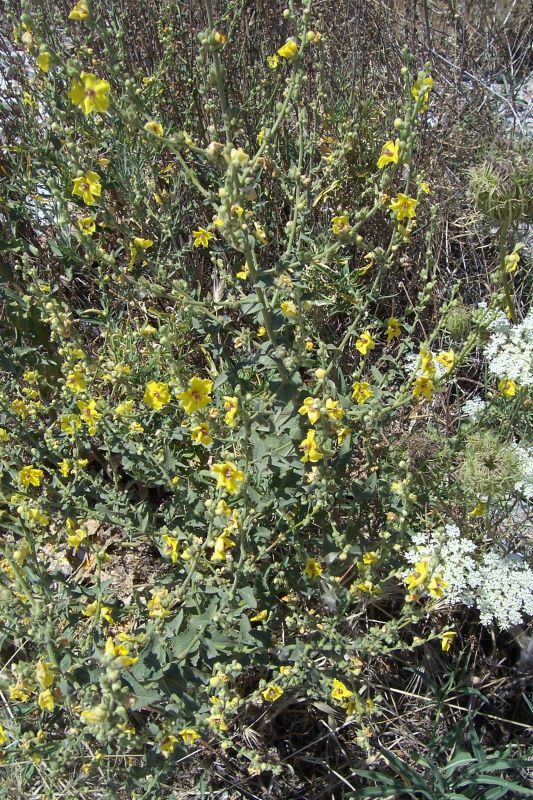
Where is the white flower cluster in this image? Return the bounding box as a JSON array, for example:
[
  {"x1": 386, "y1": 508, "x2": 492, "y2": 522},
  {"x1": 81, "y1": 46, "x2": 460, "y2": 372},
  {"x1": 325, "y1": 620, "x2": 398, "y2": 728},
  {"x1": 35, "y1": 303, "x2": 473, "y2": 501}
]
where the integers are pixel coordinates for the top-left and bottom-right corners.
[
  {"x1": 513, "y1": 444, "x2": 533, "y2": 500},
  {"x1": 484, "y1": 310, "x2": 533, "y2": 387},
  {"x1": 461, "y1": 396, "x2": 486, "y2": 421},
  {"x1": 404, "y1": 352, "x2": 447, "y2": 380},
  {"x1": 405, "y1": 524, "x2": 533, "y2": 629}
]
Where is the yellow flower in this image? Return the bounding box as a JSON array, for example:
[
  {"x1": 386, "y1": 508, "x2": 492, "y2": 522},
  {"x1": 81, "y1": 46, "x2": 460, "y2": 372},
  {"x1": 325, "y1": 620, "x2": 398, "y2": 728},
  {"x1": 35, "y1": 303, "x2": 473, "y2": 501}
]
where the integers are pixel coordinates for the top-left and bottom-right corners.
[
  {"x1": 161, "y1": 534, "x2": 180, "y2": 563},
  {"x1": 280, "y1": 300, "x2": 297, "y2": 319},
  {"x1": 115, "y1": 400, "x2": 135, "y2": 415},
  {"x1": 331, "y1": 679, "x2": 353, "y2": 701},
  {"x1": 80, "y1": 705, "x2": 107, "y2": 725},
  {"x1": 355, "y1": 330, "x2": 375, "y2": 356},
  {"x1": 362, "y1": 551, "x2": 378, "y2": 566},
  {"x1": 66, "y1": 367, "x2": 86, "y2": 393},
  {"x1": 69, "y1": 73, "x2": 110, "y2": 115},
  {"x1": 277, "y1": 39, "x2": 298, "y2": 59},
  {"x1": 257, "y1": 128, "x2": 265, "y2": 145},
  {"x1": 299, "y1": 429, "x2": 323, "y2": 463},
  {"x1": 428, "y1": 574, "x2": 448, "y2": 598},
  {"x1": 68, "y1": 0, "x2": 89, "y2": 20},
  {"x1": 504, "y1": 252, "x2": 520, "y2": 273},
  {"x1": 262, "y1": 684, "x2": 284, "y2": 701},
  {"x1": 178, "y1": 377, "x2": 213, "y2": 414},
  {"x1": 132, "y1": 237, "x2": 154, "y2": 250},
  {"x1": 253, "y1": 221, "x2": 268, "y2": 245},
  {"x1": 66, "y1": 518, "x2": 86, "y2": 548},
  {"x1": 304, "y1": 557, "x2": 323, "y2": 579},
  {"x1": 192, "y1": 227, "x2": 214, "y2": 248},
  {"x1": 147, "y1": 588, "x2": 170, "y2": 619},
  {"x1": 191, "y1": 423, "x2": 213, "y2": 447},
  {"x1": 411, "y1": 75, "x2": 433, "y2": 110},
  {"x1": 436, "y1": 350, "x2": 455, "y2": 372},
  {"x1": 104, "y1": 637, "x2": 138, "y2": 668},
  {"x1": 267, "y1": 54, "x2": 279, "y2": 69},
  {"x1": 498, "y1": 378, "x2": 516, "y2": 398},
  {"x1": 84, "y1": 601, "x2": 113, "y2": 623},
  {"x1": 419, "y1": 349, "x2": 435, "y2": 376},
  {"x1": 377, "y1": 138, "x2": 400, "y2": 169},
  {"x1": 420, "y1": 181, "x2": 431, "y2": 194},
  {"x1": 161, "y1": 734, "x2": 179, "y2": 755},
  {"x1": 36, "y1": 52, "x2": 50, "y2": 73},
  {"x1": 11, "y1": 398, "x2": 29, "y2": 418},
  {"x1": 144, "y1": 120, "x2": 164, "y2": 136},
  {"x1": 211, "y1": 462, "x2": 244, "y2": 495},
  {"x1": 35, "y1": 660, "x2": 54, "y2": 690},
  {"x1": 389, "y1": 193, "x2": 418, "y2": 220},
  {"x1": 412, "y1": 375, "x2": 434, "y2": 400},
  {"x1": 10, "y1": 681, "x2": 33, "y2": 702},
  {"x1": 19, "y1": 465, "x2": 44, "y2": 488},
  {"x1": 404, "y1": 561, "x2": 428, "y2": 592},
  {"x1": 386, "y1": 317, "x2": 401, "y2": 342},
  {"x1": 331, "y1": 214, "x2": 350, "y2": 235},
  {"x1": 337, "y1": 426, "x2": 350, "y2": 444},
  {"x1": 58, "y1": 459, "x2": 70, "y2": 477},
  {"x1": 77, "y1": 399, "x2": 101, "y2": 433},
  {"x1": 143, "y1": 380, "x2": 171, "y2": 410},
  {"x1": 38, "y1": 689, "x2": 55, "y2": 712},
  {"x1": 439, "y1": 630, "x2": 456, "y2": 652},
  {"x1": 0, "y1": 723, "x2": 7, "y2": 745},
  {"x1": 236, "y1": 262, "x2": 250, "y2": 280},
  {"x1": 469, "y1": 501, "x2": 487, "y2": 517},
  {"x1": 250, "y1": 610, "x2": 268, "y2": 622},
  {"x1": 60, "y1": 414, "x2": 80, "y2": 436},
  {"x1": 211, "y1": 531, "x2": 235, "y2": 562},
  {"x1": 72, "y1": 171, "x2": 102, "y2": 206},
  {"x1": 223, "y1": 396, "x2": 239, "y2": 427},
  {"x1": 0, "y1": 428, "x2": 8, "y2": 443},
  {"x1": 305, "y1": 338, "x2": 314, "y2": 351},
  {"x1": 179, "y1": 728, "x2": 201, "y2": 746},
  {"x1": 325, "y1": 398, "x2": 344, "y2": 420},
  {"x1": 298, "y1": 397, "x2": 321, "y2": 425},
  {"x1": 77, "y1": 216, "x2": 96, "y2": 234}
]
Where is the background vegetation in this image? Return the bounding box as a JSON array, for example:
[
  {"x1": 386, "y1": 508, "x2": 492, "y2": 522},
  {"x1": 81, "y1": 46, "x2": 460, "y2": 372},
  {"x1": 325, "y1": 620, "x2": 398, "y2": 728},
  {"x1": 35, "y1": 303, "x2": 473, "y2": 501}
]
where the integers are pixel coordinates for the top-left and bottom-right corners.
[{"x1": 0, "y1": 0, "x2": 531, "y2": 798}]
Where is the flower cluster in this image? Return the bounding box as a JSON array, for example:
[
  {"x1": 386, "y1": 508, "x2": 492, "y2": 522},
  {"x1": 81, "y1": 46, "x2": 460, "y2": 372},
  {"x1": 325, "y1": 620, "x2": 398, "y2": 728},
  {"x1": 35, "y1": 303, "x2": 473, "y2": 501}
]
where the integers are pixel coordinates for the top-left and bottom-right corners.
[
  {"x1": 404, "y1": 524, "x2": 533, "y2": 628},
  {"x1": 484, "y1": 310, "x2": 533, "y2": 389}
]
